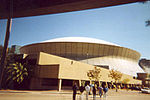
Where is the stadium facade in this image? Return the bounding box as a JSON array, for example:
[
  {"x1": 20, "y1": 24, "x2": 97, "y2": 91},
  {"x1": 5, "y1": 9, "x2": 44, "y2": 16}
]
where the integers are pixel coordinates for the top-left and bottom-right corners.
[{"x1": 20, "y1": 37, "x2": 144, "y2": 90}]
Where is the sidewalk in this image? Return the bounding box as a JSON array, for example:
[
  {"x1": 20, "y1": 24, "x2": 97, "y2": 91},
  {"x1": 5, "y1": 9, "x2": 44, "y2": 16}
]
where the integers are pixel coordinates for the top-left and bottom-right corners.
[
  {"x1": 0, "y1": 89, "x2": 72, "y2": 94},
  {"x1": 0, "y1": 89, "x2": 149, "y2": 100},
  {"x1": 0, "y1": 89, "x2": 144, "y2": 94},
  {"x1": 0, "y1": 89, "x2": 149, "y2": 96}
]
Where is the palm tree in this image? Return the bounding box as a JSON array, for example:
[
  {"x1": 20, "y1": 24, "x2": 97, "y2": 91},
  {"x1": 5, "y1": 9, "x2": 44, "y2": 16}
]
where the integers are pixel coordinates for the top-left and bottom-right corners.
[{"x1": 6, "y1": 62, "x2": 28, "y2": 86}]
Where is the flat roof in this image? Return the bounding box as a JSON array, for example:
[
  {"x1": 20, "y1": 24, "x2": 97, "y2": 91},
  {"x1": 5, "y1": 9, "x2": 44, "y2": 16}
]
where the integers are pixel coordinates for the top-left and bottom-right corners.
[{"x1": 0, "y1": 0, "x2": 146, "y2": 19}]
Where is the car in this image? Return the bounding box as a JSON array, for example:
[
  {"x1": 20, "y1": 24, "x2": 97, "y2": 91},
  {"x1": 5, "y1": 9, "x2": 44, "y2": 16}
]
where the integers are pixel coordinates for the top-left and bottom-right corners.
[{"x1": 141, "y1": 88, "x2": 150, "y2": 94}]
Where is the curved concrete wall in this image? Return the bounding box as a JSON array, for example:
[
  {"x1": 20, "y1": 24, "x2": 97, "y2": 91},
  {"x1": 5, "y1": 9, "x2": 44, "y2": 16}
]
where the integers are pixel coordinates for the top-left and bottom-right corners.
[{"x1": 20, "y1": 42, "x2": 144, "y2": 76}]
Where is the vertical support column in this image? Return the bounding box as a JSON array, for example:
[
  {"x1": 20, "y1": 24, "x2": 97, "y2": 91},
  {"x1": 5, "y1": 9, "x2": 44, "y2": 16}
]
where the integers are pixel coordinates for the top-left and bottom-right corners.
[
  {"x1": 99, "y1": 81, "x2": 101, "y2": 86},
  {"x1": 79, "y1": 80, "x2": 81, "y2": 86},
  {"x1": 106, "y1": 81, "x2": 108, "y2": 87},
  {"x1": 58, "y1": 79, "x2": 62, "y2": 91},
  {"x1": 0, "y1": 18, "x2": 12, "y2": 89},
  {"x1": 90, "y1": 80, "x2": 92, "y2": 85}
]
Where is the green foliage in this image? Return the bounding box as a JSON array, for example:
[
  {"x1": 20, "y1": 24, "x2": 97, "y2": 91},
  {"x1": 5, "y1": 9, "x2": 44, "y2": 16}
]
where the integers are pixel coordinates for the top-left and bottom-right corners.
[
  {"x1": 87, "y1": 67, "x2": 101, "y2": 81},
  {"x1": 6, "y1": 62, "x2": 28, "y2": 84}
]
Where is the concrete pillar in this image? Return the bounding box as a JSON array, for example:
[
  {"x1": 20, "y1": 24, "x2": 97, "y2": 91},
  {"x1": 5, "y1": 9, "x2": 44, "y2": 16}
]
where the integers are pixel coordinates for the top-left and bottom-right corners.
[
  {"x1": 90, "y1": 80, "x2": 92, "y2": 85},
  {"x1": 58, "y1": 79, "x2": 62, "y2": 91},
  {"x1": 99, "y1": 81, "x2": 101, "y2": 86},
  {"x1": 105, "y1": 81, "x2": 108, "y2": 87},
  {"x1": 79, "y1": 80, "x2": 81, "y2": 86}
]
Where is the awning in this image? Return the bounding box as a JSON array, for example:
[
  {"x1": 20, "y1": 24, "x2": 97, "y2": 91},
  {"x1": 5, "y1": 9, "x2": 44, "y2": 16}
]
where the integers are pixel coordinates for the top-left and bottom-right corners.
[{"x1": 0, "y1": 0, "x2": 147, "y2": 19}]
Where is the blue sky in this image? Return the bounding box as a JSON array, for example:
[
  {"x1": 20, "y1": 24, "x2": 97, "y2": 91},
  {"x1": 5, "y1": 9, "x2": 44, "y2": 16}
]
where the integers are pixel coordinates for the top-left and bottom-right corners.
[{"x1": 0, "y1": 2, "x2": 150, "y2": 59}]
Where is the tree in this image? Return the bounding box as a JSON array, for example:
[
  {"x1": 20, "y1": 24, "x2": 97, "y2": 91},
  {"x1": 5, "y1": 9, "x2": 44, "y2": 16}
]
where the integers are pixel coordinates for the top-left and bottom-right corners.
[
  {"x1": 146, "y1": 20, "x2": 150, "y2": 27},
  {"x1": 140, "y1": 0, "x2": 150, "y2": 27},
  {"x1": 87, "y1": 66, "x2": 101, "y2": 82},
  {"x1": 6, "y1": 62, "x2": 28, "y2": 86},
  {"x1": 139, "y1": 0, "x2": 149, "y2": 4},
  {"x1": 143, "y1": 0, "x2": 150, "y2": 27},
  {"x1": 4, "y1": 55, "x2": 34, "y2": 89},
  {"x1": 122, "y1": 78, "x2": 130, "y2": 84},
  {"x1": 108, "y1": 69, "x2": 122, "y2": 92}
]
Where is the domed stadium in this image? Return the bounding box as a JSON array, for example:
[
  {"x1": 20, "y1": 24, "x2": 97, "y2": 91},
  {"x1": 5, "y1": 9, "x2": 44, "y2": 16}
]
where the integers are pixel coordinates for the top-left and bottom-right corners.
[{"x1": 20, "y1": 37, "x2": 144, "y2": 76}]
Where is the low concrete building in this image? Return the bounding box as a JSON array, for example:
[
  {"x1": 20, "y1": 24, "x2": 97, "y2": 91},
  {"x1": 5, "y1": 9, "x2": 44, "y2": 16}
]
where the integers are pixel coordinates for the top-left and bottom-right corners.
[{"x1": 27, "y1": 52, "x2": 141, "y2": 90}]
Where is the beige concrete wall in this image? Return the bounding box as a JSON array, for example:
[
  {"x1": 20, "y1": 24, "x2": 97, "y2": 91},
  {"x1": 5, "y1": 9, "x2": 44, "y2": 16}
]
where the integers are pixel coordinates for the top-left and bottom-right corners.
[{"x1": 37, "y1": 52, "x2": 141, "y2": 84}]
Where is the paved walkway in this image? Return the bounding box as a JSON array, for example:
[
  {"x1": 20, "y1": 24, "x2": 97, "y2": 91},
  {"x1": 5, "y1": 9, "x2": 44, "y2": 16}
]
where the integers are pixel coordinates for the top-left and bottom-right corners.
[{"x1": 0, "y1": 89, "x2": 149, "y2": 100}]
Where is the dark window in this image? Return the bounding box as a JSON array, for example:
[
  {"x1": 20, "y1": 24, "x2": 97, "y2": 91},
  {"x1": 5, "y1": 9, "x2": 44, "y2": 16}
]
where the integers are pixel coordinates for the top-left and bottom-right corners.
[
  {"x1": 42, "y1": 78, "x2": 58, "y2": 86},
  {"x1": 62, "y1": 79, "x2": 73, "y2": 86}
]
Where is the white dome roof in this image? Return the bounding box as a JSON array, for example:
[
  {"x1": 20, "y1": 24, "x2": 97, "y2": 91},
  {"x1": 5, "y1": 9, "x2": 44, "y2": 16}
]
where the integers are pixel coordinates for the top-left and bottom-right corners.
[{"x1": 42, "y1": 37, "x2": 120, "y2": 46}]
